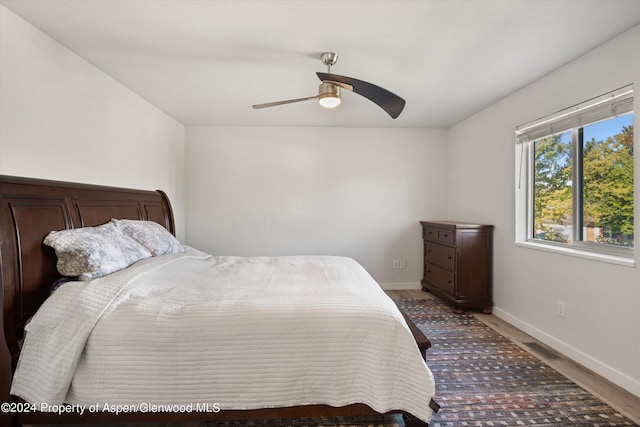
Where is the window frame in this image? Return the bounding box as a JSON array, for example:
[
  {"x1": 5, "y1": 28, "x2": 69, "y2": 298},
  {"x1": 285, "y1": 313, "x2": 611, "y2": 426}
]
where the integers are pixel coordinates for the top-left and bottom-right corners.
[{"x1": 515, "y1": 86, "x2": 635, "y2": 266}]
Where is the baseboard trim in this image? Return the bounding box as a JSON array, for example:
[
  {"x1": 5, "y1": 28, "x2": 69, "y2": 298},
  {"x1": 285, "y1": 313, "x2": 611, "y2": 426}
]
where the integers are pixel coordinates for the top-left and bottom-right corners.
[
  {"x1": 379, "y1": 282, "x2": 421, "y2": 290},
  {"x1": 493, "y1": 306, "x2": 640, "y2": 398}
]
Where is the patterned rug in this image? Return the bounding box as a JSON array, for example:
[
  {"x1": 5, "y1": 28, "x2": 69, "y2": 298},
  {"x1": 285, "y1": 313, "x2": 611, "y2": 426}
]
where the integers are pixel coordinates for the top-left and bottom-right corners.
[{"x1": 396, "y1": 297, "x2": 638, "y2": 427}]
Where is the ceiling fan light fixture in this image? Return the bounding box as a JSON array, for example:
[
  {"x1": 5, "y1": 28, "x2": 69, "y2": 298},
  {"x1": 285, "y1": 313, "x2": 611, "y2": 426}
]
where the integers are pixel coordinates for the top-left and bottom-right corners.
[
  {"x1": 318, "y1": 95, "x2": 341, "y2": 108},
  {"x1": 318, "y1": 82, "x2": 341, "y2": 109},
  {"x1": 252, "y1": 52, "x2": 405, "y2": 118}
]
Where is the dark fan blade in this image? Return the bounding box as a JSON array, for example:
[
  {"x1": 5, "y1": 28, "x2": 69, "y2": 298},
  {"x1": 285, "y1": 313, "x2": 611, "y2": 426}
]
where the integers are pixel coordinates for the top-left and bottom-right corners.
[
  {"x1": 316, "y1": 72, "x2": 405, "y2": 119},
  {"x1": 252, "y1": 95, "x2": 318, "y2": 109}
]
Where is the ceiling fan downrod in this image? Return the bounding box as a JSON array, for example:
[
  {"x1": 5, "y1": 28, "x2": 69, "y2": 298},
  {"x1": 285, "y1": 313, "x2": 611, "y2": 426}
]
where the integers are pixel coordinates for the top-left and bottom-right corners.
[{"x1": 321, "y1": 52, "x2": 339, "y2": 73}]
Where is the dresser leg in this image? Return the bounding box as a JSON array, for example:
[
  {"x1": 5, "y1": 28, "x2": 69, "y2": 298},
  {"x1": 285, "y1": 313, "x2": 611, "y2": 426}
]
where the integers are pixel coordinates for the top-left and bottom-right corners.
[
  {"x1": 482, "y1": 307, "x2": 492, "y2": 314},
  {"x1": 453, "y1": 306, "x2": 464, "y2": 315},
  {"x1": 420, "y1": 281, "x2": 430, "y2": 292}
]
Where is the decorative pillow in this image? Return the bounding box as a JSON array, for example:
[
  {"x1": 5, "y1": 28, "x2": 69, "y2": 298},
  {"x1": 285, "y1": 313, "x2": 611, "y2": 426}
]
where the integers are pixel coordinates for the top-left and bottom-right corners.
[
  {"x1": 43, "y1": 222, "x2": 152, "y2": 280},
  {"x1": 111, "y1": 219, "x2": 184, "y2": 256}
]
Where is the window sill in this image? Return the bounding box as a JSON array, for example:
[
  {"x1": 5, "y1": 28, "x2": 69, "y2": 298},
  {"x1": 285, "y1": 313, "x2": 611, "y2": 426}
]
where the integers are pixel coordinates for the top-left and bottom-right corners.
[{"x1": 514, "y1": 241, "x2": 635, "y2": 267}]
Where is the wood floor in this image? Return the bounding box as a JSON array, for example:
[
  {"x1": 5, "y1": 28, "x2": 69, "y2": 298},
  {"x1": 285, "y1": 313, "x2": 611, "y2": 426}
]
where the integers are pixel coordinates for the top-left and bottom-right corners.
[{"x1": 387, "y1": 289, "x2": 640, "y2": 425}]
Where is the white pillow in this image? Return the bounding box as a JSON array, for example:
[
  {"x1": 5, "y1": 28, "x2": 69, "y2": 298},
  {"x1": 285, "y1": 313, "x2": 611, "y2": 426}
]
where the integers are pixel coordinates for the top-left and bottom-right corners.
[
  {"x1": 111, "y1": 219, "x2": 184, "y2": 256},
  {"x1": 44, "y1": 222, "x2": 152, "y2": 280}
]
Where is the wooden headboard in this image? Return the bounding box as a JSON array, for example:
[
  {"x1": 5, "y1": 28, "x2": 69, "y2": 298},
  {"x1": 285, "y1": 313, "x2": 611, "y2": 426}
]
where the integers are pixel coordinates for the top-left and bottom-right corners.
[{"x1": 0, "y1": 175, "x2": 175, "y2": 407}]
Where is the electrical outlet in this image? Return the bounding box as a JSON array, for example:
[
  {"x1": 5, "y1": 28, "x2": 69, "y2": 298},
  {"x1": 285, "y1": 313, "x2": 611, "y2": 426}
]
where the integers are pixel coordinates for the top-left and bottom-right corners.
[
  {"x1": 556, "y1": 301, "x2": 566, "y2": 318},
  {"x1": 392, "y1": 260, "x2": 407, "y2": 270}
]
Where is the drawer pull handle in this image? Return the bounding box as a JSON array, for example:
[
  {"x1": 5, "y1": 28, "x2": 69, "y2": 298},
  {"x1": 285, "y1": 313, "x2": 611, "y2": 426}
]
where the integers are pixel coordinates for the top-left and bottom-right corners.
[
  {"x1": 443, "y1": 234, "x2": 448, "y2": 237},
  {"x1": 427, "y1": 270, "x2": 431, "y2": 274},
  {"x1": 447, "y1": 280, "x2": 452, "y2": 284},
  {"x1": 447, "y1": 255, "x2": 452, "y2": 259},
  {"x1": 427, "y1": 249, "x2": 431, "y2": 253}
]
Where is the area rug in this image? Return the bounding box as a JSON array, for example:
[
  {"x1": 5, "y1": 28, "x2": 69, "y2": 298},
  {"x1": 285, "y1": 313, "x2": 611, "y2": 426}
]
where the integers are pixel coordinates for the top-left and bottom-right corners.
[{"x1": 396, "y1": 297, "x2": 638, "y2": 427}]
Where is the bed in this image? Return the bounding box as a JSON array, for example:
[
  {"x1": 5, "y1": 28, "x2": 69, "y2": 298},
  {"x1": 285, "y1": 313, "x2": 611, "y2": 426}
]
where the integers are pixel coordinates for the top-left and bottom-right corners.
[{"x1": 0, "y1": 175, "x2": 435, "y2": 427}]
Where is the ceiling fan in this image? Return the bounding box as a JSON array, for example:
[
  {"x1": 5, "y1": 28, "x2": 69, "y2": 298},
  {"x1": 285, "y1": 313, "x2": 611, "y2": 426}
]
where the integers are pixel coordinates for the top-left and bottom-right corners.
[{"x1": 252, "y1": 52, "x2": 405, "y2": 119}]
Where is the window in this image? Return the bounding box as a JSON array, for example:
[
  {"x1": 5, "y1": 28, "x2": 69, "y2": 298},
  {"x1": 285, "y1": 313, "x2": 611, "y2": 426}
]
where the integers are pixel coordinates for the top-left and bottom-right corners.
[{"x1": 516, "y1": 86, "x2": 634, "y2": 259}]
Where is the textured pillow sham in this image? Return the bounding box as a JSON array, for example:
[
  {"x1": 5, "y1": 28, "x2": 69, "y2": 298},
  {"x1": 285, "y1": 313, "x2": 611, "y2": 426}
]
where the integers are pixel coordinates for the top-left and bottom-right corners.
[
  {"x1": 43, "y1": 222, "x2": 152, "y2": 280},
  {"x1": 111, "y1": 219, "x2": 184, "y2": 256}
]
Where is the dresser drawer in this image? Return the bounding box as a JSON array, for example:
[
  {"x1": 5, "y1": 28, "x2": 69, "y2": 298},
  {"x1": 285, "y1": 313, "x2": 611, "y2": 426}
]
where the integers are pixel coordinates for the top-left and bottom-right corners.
[
  {"x1": 423, "y1": 225, "x2": 455, "y2": 245},
  {"x1": 425, "y1": 242, "x2": 455, "y2": 270},
  {"x1": 437, "y1": 228, "x2": 454, "y2": 244},
  {"x1": 424, "y1": 262, "x2": 455, "y2": 294},
  {"x1": 423, "y1": 226, "x2": 438, "y2": 242}
]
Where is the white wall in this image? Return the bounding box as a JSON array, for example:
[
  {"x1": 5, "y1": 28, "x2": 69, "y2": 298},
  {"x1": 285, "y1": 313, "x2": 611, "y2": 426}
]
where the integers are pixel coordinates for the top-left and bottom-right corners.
[
  {"x1": 186, "y1": 126, "x2": 447, "y2": 286},
  {"x1": 447, "y1": 24, "x2": 640, "y2": 396},
  {"x1": 0, "y1": 5, "x2": 186, "y2": 239}
]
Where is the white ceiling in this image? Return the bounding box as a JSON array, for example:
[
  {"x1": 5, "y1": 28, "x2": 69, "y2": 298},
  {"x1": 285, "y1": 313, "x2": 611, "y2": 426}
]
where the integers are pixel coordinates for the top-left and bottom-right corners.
[{"x1": 3, "y1": 0, "x2": 640, "y2": 128}]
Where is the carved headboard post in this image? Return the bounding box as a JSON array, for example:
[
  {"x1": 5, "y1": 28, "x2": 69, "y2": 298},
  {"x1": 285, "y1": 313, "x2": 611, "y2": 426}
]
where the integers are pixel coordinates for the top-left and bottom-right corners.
[{"x1": 0, "y1": 175, "x2": 177, "y2": 424}]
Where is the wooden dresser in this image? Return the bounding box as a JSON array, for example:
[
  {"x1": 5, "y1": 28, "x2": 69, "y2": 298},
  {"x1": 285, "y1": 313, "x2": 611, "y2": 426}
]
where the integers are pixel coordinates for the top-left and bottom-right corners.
[{"x1": 420, "y1": 221, "x2": 494, "y2": 314}]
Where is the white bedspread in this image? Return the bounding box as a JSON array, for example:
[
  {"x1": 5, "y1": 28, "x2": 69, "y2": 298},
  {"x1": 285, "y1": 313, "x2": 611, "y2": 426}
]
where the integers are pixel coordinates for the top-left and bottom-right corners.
[{"x1": 12, "y1": 247, "x2": 435, "y2": 422}]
